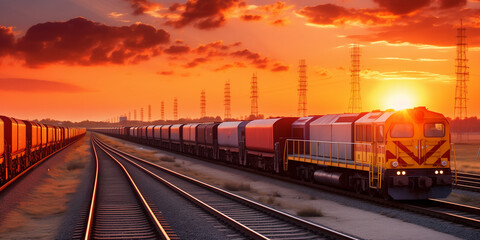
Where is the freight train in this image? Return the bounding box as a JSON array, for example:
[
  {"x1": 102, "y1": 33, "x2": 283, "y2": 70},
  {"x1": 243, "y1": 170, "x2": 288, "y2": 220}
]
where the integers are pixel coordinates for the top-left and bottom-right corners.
[
  {"x1": 0, "y1": 115, "x2": 86, "y2": 186},
  {"x1": 94, "y1": 107, "x2": 454, "y2": 200}
]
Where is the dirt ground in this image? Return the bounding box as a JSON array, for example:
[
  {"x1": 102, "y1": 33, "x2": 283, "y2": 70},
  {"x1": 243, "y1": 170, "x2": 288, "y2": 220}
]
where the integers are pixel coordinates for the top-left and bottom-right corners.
[
  {"x1": 95, "y1": 134, "x2": 464, "y2": 240},
  {"x1": 452, "y1": 143, "x2": 480, "y2": 174},
  {"x1": 0, "y1": 135, "x2": 91, "y2": 239}
]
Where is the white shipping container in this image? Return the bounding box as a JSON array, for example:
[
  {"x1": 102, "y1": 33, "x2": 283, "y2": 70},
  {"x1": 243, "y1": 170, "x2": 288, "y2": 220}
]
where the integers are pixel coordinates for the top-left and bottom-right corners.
[{"x1": 218, "y1": 121, "x2": 242, "y2": 148}]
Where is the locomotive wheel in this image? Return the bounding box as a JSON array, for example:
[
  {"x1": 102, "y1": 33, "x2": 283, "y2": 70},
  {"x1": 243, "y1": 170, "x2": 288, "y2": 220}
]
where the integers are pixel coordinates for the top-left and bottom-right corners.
[{"x1": 354, "y1": 180, "x2": 362, "y2": 194}]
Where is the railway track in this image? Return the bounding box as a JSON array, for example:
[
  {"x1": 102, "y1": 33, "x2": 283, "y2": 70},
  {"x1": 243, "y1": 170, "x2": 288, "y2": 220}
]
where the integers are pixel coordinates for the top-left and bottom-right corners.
[
  {"x1": 94, "y1": 133, "x2": 480, "y2": 233},
  {"x1": 400, "y1": 199, "x2": 480, "y2": 228},
  {"x1": 83, "y1": 138, "x2": 171, "y2": 240},
  {"x1": 92, "y1": 136, "x2": 359, "y2": 240},
  {"x1": 455, "y1": 172, "x2": 480, "y2": 192}
]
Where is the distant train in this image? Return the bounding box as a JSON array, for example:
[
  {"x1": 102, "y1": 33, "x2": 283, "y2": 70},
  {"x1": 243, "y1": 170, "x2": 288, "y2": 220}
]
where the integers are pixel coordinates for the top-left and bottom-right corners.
[
  {"x1": 94, "y1": 107, "x2": 454, "y2": 200},
  {"x1": 0, "y1": 116, "x2": 86, "y2": 186}
]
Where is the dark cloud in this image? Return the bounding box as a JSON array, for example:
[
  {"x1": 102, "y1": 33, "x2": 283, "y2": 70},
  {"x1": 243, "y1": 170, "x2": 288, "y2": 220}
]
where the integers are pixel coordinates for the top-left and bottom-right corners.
[
  {"x1": 241, "y1": 15, "x2": 262, "y2": 21},
  {"x1": 169, "y1": 3, "x2": 182, "y2": 12},
  {"x1": 157, "y1": 71, "x2": 174, "y2": 75},
  {"x1": 271, "y1": 19, "x2": 287, "y2": 26},
  {"x1": 184, "y1": 57, "x2": 208, "y2": 68},
  {"x1": 348, "y1": 17, "x2": 453, "y2": 46},
  {"x1": 172, "y1": 41, "x2": 286, "y2": 72},
  {"x1": 0, "y1": 26, "x2": 15, "y2": 56},
  {"x1": 230, "y1": 49, "x2": 269, "y2": 69},
  {"x1": 260, "y1": 1, "x2": 288, "y2": 15},
  {"x1": 297, "y1": 4, "x2": 385, "y2": 26},
  {"x1": 373, "y1": 0, "x2": 467, "y2": 14},
  {"x1": 166, "y1": 0, "x2": 245, "y2": 29},
  {"x1": 0, "y1": 78, "x2": 86, "y2": 93},
  {"x1": 10, "y1": 17, "x2": 169, "y2": 67},
  {"x1": 164, "y1": 45, "x2": 190, "y2": 55},
  {"x1": 270, "y1": 63, "x2": 289, "y2": 72},
  {"x1": 193, "y1": 41, "x2": 241, "y2": 56},
  {"x1": 438, "y1": 0, "x2": 467, "y2": 9},
  {"x1": 213, "y1": 62, "x2": 246, "y2": 71},
  {"x1": 298, "y1": 2, "x2": 480, "y2": 47},
  {"x1": 125, "y1": 0, "x2": 161, "y2": 15},
  {"x1": 373, "y1": 0, "x2": 431, "y2": 15}
]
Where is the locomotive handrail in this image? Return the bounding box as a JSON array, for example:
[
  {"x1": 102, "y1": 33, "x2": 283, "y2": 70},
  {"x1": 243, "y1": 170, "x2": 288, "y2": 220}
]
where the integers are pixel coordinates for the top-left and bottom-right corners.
[
  {"x1": 285, "y1": 139, "x2": 374, "y2": 168},
  {"x1": 284, "y1": 139, "x2": 387, "y2": 189},
  {"x1": 285, "y1": 138, "x2": 372, "y2": 146}
]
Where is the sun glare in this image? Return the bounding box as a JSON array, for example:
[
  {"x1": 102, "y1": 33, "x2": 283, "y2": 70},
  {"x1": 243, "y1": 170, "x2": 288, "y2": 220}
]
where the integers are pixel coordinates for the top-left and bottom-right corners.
[{"x1": 384, "y1": 90, "x2": 416, "y2": 110}]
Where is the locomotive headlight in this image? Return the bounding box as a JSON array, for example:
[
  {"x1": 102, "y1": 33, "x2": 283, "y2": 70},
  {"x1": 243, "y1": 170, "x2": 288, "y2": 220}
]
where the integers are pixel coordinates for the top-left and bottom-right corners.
[
  {"x1": 440, "y1": 170, "x2": 444, "y2": 174},
  {"x1": 392, "y1": 161, "x2": 399, "y2": 168},
  {"x1": 441, "y1": 160, "x2": 447, "y2": 167},
  {"x1": 435, "y1": 170, "x2": 439, "y2": 174},
  {"x1": 397, "y1": 171, "x2": 401, "y2": 175},
  {"x1": 402, "y1": 171, "x2": 406, "y2": 175}
]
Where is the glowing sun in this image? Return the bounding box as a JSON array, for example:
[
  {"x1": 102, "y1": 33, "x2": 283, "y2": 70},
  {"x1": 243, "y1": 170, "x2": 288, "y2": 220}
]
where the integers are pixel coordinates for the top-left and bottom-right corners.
[{"x1": 384, "y1": 90, "x2": 416, "y2": 110}]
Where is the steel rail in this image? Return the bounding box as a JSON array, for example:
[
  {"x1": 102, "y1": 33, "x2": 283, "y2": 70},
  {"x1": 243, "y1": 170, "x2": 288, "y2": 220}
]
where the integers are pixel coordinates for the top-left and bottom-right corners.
[
  {"x1": 86, "y1": 138, "x2": 171, "y2": 240},
  {"x1": 94, "y1": 136, "x2": 359, "y2": 240},
  {"x1": 84, "y1": 138, "x2": 99, "y2": 240},
  {"x1": 401, "y1": 199, "x2": 480, "y2": 228}
]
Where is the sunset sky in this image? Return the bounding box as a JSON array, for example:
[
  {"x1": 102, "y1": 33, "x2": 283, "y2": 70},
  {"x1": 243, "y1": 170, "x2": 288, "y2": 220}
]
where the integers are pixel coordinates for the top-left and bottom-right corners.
[{"x1": 1, "y1": 0, "x2": 479, "y2": 122}]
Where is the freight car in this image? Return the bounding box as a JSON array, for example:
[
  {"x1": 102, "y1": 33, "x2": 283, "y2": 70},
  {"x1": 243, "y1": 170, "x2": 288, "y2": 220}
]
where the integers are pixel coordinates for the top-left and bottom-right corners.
[
  {"x1": 0, "y1": 115, "x2": 86, "y2": 186},
  {"x1": 94, "y1": 107, "x2": 454, "y2": 200}
]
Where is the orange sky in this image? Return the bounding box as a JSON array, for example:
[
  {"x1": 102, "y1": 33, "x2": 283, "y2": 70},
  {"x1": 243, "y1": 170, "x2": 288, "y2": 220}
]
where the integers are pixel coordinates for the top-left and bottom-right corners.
[{"x1": 1, "y1": 0, "x2": 479, "y2": 122}]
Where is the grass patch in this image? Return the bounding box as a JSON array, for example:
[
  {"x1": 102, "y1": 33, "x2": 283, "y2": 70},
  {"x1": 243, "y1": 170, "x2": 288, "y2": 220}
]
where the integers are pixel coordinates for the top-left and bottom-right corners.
[
  {"x1": 159, "y1": 155, "x2": 176, "y2": 162},
  {"x1": 296, "y1": 207, "x2": 323, "y2": 217},
  {"x1": 223, "y1": 182, "x2": 251, "y2": 192}
]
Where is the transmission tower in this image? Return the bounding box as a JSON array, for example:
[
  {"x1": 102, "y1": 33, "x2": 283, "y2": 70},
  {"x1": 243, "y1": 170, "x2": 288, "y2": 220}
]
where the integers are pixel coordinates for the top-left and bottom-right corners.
[
  {"x1": 148, "y1": 105, "x2": 152, "y2": 122},
  {"x1": 455, "y1": 20, "x2": 469, "y2": 119},
  {"x1": 173, "y1": 97, "x2": 178, "y2": 120},
  {"x1": 128, "y1": 111, "x2": 131, "y2": 120},
  {"x1": 140, "y1": 108, "x2": 144, "y2": 122},
  {"x1": 161, "y1": 101, "x2": 165, "y2": 121},
  {"x1": 200, "y1": 90, "x2": 206, "y2": 118},
  {"x1": 298, "y1": 59, "x2": 307, "y2": 116},
  {"x1": 348, "y1": 43, "x2": 362, "y2": 113},
  {"x1": 224, "y1": 80, "x2": 231, "y2": 119},
  {"x1": 251, "y1": 73, "x2": 258, "y2": 117},
  {"x1": 134, "y1": 109, "x2": 137, "y2": 120}
]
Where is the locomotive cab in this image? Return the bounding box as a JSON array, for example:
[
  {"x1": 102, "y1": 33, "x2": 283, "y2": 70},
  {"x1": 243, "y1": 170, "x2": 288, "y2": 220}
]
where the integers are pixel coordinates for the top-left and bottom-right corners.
[{"x1": 383, "y1": 107, "x2": 452, "y2": 199}]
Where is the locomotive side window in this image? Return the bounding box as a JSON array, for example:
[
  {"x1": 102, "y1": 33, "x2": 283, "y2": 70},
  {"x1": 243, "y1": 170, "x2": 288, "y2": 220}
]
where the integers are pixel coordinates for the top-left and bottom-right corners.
[
  {"x1": 375, "y1": 125, "x2": 384, "y2": 143},
  {"x1": 424, "y1": 123, "x2": 445, "y2": 137},
  {"x1": 391, "y1": 123, "x2": 414, "y2": 138}
]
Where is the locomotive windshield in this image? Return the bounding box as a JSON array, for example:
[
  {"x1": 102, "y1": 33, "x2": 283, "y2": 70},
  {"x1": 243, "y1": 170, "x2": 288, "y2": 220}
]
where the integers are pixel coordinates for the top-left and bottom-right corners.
[
  {"x1": 391, "y1": 123, "x2": 414, "y2": 138},
  {"x1": 424, "y1": 123, "x2": 445, "y2": 137}
]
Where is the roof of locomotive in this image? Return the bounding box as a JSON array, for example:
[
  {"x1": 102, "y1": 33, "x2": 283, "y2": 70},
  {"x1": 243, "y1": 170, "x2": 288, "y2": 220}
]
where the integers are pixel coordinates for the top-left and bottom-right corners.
[{"x1": 355, "y1": 107, "x2": 447, "y2": 125}]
